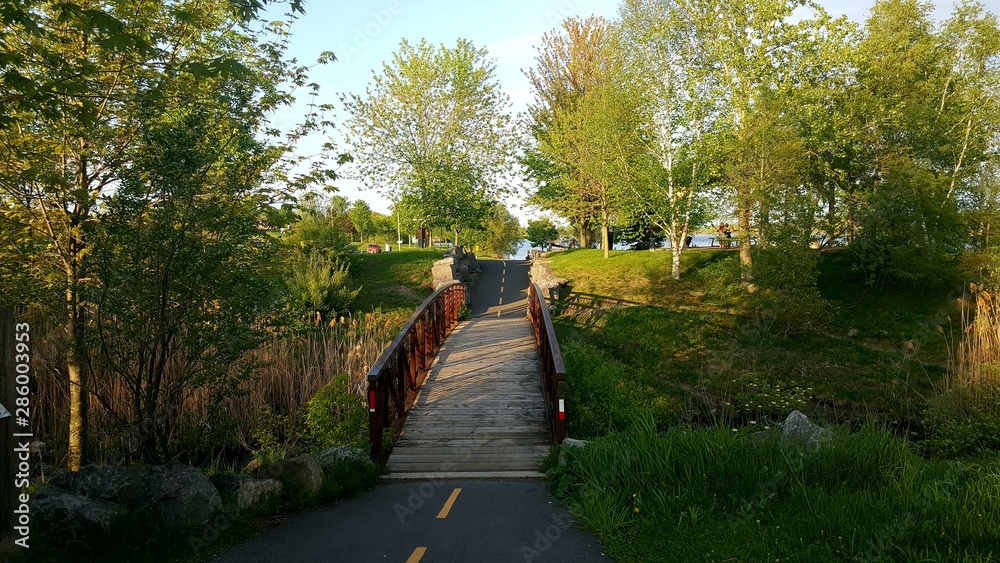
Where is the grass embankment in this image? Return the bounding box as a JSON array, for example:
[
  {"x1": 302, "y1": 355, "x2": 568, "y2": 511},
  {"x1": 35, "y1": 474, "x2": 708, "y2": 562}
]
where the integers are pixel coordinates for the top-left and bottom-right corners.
[
  {"x1": 544, "y1": 248, "x2": 1000, "y2": 561},
  {"x1": 548, "y1": 248, "x2": 953, "y2": 432},
  {"x1": 350, "y1": 247, "x2": 440, "y2": 315}
]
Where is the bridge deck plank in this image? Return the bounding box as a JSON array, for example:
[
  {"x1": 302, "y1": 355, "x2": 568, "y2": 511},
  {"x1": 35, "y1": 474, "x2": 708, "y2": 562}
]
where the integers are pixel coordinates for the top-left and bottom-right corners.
[{"x1": 386, "y1": 314, "x2": 551, "y2": 475}]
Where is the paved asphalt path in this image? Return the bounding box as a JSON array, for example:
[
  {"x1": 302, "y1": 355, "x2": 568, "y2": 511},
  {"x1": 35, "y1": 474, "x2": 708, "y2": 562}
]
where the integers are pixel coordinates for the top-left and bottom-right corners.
[
  {"x1": 471, "y1": 259, "x2": 531, "y2": 318},
  {"x1": 214, "y1": 481, "x2": 608, "y2": 562},
  {"x1": 214, "y1": 259, "x2": 609, "y2": 563}
]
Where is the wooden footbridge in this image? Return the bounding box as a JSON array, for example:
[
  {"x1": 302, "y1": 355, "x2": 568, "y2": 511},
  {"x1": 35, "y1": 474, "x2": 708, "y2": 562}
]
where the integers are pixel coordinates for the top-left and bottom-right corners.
[{"x1": 366, "y1": 259, "x2": 567, "y2": 478}]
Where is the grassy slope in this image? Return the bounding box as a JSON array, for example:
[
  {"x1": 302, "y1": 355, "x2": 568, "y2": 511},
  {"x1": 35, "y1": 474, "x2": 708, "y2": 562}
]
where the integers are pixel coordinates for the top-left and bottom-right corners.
[
  {"x1": 547, "y1": 248, "x2": 957, "y2": 430},
  {"x1": 544, "y1": 248, "x2": 1000, "y2": 562},
  {"x1": 349, "y1": 247, "x2": 440, "y2": 316}
]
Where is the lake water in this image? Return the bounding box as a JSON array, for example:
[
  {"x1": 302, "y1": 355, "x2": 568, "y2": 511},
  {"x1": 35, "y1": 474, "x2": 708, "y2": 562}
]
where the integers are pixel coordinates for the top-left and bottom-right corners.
[{"x1": 501, "y1": 234, "x2": 721, "y2": 259}]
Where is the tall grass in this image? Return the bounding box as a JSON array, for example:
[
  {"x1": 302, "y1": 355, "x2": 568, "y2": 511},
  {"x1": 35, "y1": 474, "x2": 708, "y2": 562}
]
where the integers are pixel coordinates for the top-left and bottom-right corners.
[
  {"x1": 959, "y1": 283, "x2": 1000, "y2": 386},
  {"x1": 552, "y1": 416, "x2": 1000, "y2": 561},
  {"x1": 923, "y1": 284, "x2": 1000, "y2": 457},
  {"x1": 31, "y1": 311, "x2": 407, "y2": 466}
]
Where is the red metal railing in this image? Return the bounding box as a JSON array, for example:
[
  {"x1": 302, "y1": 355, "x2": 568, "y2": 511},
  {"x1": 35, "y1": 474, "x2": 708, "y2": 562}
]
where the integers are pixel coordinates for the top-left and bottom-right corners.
[
  {"x1": 367, "y1": 281, "x2": 467, "y2": 460},
  {"x1": 527, "y1": 283, "x2": 567, "y2": 444}
]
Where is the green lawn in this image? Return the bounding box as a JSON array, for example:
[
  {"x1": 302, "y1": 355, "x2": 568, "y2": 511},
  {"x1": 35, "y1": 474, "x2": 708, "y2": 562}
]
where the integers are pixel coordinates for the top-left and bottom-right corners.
[
  {"x1": 348, "y1": 247, "x2": 440, "y2": 316},
  {"x1": 542, "y1": 248, "x2": 1000, "y2": 562},
  {"x1": 546, "y1": 248, "x2": 957, "y2": 432}
]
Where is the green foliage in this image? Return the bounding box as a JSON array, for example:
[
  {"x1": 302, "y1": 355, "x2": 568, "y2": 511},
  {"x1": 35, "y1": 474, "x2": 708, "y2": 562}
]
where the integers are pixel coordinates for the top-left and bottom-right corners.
[
  {"x1": 251, "y1": 405, "x2": 298, "y2": 467},
  {"x1": 923, "y1": 383, "x2": 1000, "y2": 458},
  {"x1": 457, "y1": 302, "x2": 472, "y2": 321},
  {"x1": 526, "y1": 218, "x2": 559, "y2": 248},
  {"x1": 286, "y1": 251, "x2": 360, "y2": 322},
  {"x1": 283, "y1": 210, "x2": 355, "y2": 260},
  {"x1": 304, "y1": 375, "x2": 368, "y2": 448},
  {"x1": 551, "y1": 416, "x2": 1000, "y2": 561},
  {"x1": 851, "y1": 157, "x2": 966, "y2": 288},
  {"x1": 559, "y1": 340, "x2": 650, "y2": 438},
  {"x1": 468, "y1": 204, "x2": 523, "y2": 258},
  {"x1": 748, "y1": 245, "x2": 835, "y2": 336}
]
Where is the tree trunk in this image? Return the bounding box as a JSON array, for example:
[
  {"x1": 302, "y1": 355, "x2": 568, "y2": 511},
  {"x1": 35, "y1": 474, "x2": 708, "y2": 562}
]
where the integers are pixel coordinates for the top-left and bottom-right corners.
[
  {"x1": 601, "y1": 210, "x2": 610, "y2": 259},
  {"x1": 738, "y1": 200, "x2": 754, "y2": 290},
  {"x1": 578, "y1": 218, "x2": 592, "y2": 249},
  {"x1": 66, "y1": 268, "x2": 87, "y2": 471}
]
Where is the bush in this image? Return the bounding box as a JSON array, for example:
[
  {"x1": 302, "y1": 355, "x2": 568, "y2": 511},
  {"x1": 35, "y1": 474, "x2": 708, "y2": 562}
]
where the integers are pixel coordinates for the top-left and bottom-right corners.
[
  {"x1": 560, "y1": 340, "x2": 649, "y2": 438},
  {"x1": 923, "y1": 383, "x2": 1000, "y2": 458},
  {"x1": 286, "y1": 250, "x2": 361, "y2": 322},
  {"x1": 304, "y1": 375, "x2": 367, "y2": 448}
]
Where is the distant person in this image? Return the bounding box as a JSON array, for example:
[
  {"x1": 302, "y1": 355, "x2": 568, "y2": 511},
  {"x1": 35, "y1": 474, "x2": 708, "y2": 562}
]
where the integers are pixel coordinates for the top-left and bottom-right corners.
[
  {"x1": 724, "y1": 224, "x2": 732, "y2": 238},
  {"x1": 685, "y1": 235, "x2": 693, "y2": 247},
  {"x1": 525, "y1": 251, "x2": 532, "y2": 261},
  {"x1": 717, "y1": 222, "x2": 727, "y2": 237}
]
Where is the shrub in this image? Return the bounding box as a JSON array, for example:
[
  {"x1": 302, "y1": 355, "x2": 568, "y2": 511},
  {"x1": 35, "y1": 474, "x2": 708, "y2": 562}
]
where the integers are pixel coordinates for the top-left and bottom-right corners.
[
  {"x1": 560, "y1": 340, "x2": 649, "y2": 438},
  {"x1": 748, "y1": 245, "x2": 833, "y2": 336},
  {"x1": 923, "y1": 383, "x2": 1000, "y2": 458},
  {"x1": 304, "y1": 375, "x2": 367, "y2": 448},
  {"x1": 286, "y1": 250, "x2": 361, "y2": 322}
]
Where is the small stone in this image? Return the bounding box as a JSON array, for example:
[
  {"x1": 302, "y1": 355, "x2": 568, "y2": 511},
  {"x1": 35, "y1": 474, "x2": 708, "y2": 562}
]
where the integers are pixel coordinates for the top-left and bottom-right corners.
[
  {"x1": 847, "y1": 328, "x2": 859, "y2": 338},
  {"x1": 781, "y1": 410, "x2": 832, "y2": 448}
]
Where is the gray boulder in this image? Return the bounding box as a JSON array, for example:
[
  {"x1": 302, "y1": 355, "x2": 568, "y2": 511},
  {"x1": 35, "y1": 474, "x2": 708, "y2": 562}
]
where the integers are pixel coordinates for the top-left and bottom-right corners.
[
  {"x1": 210, "y1": 474, "x2": 283, "y2": 509},
  {"x1": 781, "y1": 410, "x2": 832, "y2": 448},
  {"x1": 255, "y1": 454, "x2": 324, "y2": 494},
  {"x1": 32, "y1": 486, "x2": 119, "y2": 537},
  {"x1": 48, "y1": 465, "x2": 143, "y2": 502},
  {"x1": 140, "y1": 463, "x2": 221, "y2": 528},
  {"x1": 558, "y1": 438, "x2": 588, "y2": 467},
  {"x1": 47, "y1": 463, "x2": 221, "y2": 529}
]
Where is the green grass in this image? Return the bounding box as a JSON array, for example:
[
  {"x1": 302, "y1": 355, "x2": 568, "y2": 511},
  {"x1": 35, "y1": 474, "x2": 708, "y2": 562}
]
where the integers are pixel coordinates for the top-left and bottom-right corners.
[
  {"x1": 349, "y1": 247, "x2": 440, "y2": 315},
  {"x1": 543, "y1": 247, "x2": 1000, "y2": 561},
  {"x1": 551, "y1": 417, "x2": 1000, "y2": 562},
  {"x1": 546, "y1": 248, "x2": 958, "y2": 430}
]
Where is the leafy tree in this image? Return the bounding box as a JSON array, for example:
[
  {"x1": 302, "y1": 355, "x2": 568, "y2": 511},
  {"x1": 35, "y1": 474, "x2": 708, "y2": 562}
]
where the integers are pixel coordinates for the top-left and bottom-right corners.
[
  {"x1": 0, "y1": 0, "x2": 331, "y2": 468},
  {"x1": 618, "y1": 0, "x2": 718, "y2": 277},
  {"x1": 469, "y1": 204, "x2": 523, "y2": 258},
  {"x1": 342, "y1": 38, "x2": 515, "y2": 244},
  {"x1": 91, "y1": 107, "x2": 281, "y2": 463},
  {"x1": 525, "y1": 17, "x2": 644, "y2": 258},
  {"x1": 348, "y1": 200, "x2": 374, "y2": 243},
  {"x1": 526, "y1": 218, "x2": 559, "y2": 248}
]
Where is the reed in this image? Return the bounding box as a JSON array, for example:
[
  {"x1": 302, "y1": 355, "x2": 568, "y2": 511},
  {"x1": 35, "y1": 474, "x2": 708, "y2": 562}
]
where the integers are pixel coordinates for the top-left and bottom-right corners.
[{"x1": 31, "y1": 310, "x2": 408, "y2": 465}]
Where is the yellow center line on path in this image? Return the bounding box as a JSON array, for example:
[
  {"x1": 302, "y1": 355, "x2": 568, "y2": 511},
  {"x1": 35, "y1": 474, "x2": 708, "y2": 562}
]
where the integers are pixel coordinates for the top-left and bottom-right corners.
[
  {"x1": 437, "y1": 488, "x2": 463, "y2": 519},
  {"x1": 406, "y1": 547, "x2": 427, "y2": 563}
]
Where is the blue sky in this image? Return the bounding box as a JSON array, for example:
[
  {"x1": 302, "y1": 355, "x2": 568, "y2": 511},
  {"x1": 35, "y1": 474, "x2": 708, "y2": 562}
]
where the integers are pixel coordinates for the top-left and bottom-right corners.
[{"x1": 266, "y1": 0, "x2": 963, "y2": 221}]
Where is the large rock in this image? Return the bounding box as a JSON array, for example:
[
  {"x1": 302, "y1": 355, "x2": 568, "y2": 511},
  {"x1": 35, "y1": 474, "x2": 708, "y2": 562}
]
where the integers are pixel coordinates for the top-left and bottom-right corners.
[
  {"x1": 255, "y1": 454, "x2": 324, "y2": 494},
  {"x1": 48, "y1": 465, "x2": 144, "y2": 502},
  {"x1": 47, "y1": 463, "x2": 221, "y2": 529},
  {"x1": 141, "y1": 463, "x2": 222, "y2": 528},
  {"x1": 781, "y1": 410, "x2": 832, "y2": 448},
  {"x1": 315, "y1": 445, "x2": 374, "y2": 472},
  {"x1": 210, "y1": 474, "x2": 284, "y2": 509},
  {"x1": 528, "y1": 259, "x2": 568, "y2": 295},
  {"x1": 32, "y1": 486, "x2": 119, "y2": 537},
  {"x1": 558, "y1": 438, "x2": 587, "y2": 467}
]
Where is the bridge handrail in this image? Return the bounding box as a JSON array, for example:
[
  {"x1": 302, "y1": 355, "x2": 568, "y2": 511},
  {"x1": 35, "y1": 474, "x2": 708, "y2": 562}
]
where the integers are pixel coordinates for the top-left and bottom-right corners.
[
  {"x1": 527, "y1": 283, "x2": 567, "y2": 444},
  {"x1": 367, "y1": 281, "x2": 467, "y2": 460}
]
